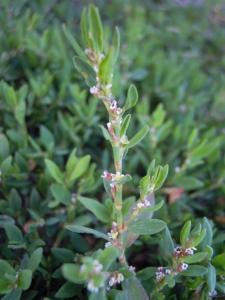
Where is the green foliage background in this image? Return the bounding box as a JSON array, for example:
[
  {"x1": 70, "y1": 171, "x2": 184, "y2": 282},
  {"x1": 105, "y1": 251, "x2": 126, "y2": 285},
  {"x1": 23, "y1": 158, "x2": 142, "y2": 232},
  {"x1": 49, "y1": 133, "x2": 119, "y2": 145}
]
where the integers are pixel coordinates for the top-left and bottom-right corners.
[{"x1": 0, "y1": 0, "x2": 225, "y2": 299}]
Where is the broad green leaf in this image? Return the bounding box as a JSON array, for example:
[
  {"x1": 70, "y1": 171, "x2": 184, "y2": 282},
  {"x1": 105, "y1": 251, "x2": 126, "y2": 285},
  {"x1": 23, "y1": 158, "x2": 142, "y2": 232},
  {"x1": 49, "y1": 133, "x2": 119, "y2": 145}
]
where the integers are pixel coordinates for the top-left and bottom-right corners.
[
  {"x1": 182, "y1": 265, "x2": 208, "y2": 277},
  {"x1": 62, "y1": 264, "x2": 85, "y2": 284},
  {"x1": 159, "y1": 226, "x2": 174, "y2": 256},
  {"x1": 0, "y1": 260, "x2": 16, "y2": 277},
  {"x1": 78, "y1": 196, "x2": 109, "y2": 223},
  {"x1": 126, "y1": 125, "x2": 149, "y2": 149},
  {"x1": 52, "y1": 248, "x2": 74, "y2": 263},
  {"x1": 4, "y1": 224, "x2": 24, "y2": 248},
  {"x1": 55, "y1": 282, "x2": 78, "y2": 299},
  {"x1": 184, "y1": 252, "x2": 207, "y2": 264},
  {"x1": 28, "y1": 248, "x2": 43, "y2": 272},
  {"x1": 143, "y1": 200, "x2": 164, "y2": 213},
  {"x1": 192, "y1": 228, "x2": 206, "y2": 247},
  {"x1": 119, "y1": 277, "x2": 149, "y2": 300},
  {"x1": 17, "y1": 269, "x2": 32, "y2": 290},
  {"x1": 89, "y1": 289, "x2": 107, "y2": 300},
  {"x1": 45, "y1": 159, "x2": 64, "y2": 184},
  {"x1": 124, "y1": 84, "x2": 138, "y2": 111},
  {"x1": 98, "y1": 247, "x2": 120, "y2": 270},
  {"x1": 129, "y1": 219, "x2": 166, "y2": 235},
  {"x1": 200, "y1": 217, "x2": 213, "y2": 248},
  {"x1": 50, "y1": 183, "x2": 71, "y2": 206},
  {"x1": 67, "y1": 225, "x2": 109, "y2": 240},
  {"x1": 180, "y1": 220, "x2": 191, "y2": 246},
  {"x1": 2, "y1": 289, "x2": 22, "y2": 300},
  {"x1": 212, "y1": 253, "x2": 225, "y2": 271}
]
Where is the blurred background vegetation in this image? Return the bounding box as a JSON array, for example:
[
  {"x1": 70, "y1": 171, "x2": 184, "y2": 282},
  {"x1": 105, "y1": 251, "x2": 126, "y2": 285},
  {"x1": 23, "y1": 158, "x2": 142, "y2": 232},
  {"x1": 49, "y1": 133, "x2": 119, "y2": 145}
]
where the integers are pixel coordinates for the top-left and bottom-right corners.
[{"x1": 0, "y1": 0, "x2": 225, "y2": 299}]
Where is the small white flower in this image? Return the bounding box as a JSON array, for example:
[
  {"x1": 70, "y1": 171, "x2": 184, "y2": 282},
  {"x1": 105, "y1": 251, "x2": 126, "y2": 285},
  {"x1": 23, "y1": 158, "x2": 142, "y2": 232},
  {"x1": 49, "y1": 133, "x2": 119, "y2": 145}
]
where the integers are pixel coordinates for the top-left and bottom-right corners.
[
  {"x1": 128, "y1": 265, "x2": 136, "y2": 273},
  {"x1": 104, "y1": 241, "x2": 112, "y2": 248},
  {"x1": 93, "y1": 65, "x2": 98, "y2": 73},
  {"x1": 165, "y1": 269, "x2": 171, "y2": 275},
  {"x1": 90, "y1": 86, "x2": 100, "y2": 95},
  {"x1": 155, "y1": 271, "x2": 165, "y2": 281},
  {"x1": 185, "y1": 248, "x2": 194, "y2": 256},
  {"x1": 93, "y1": 260, "x2": 103, "y2": 273},
  {"x1": 109, "y1": 277, "x2": 116, "y2": 287},
  {"x1": 175, "y1": 166, "x2": 181, "y2": 173},
  {"x1": 80, "y1": 264, "x2": 86, "y2": 273},
  {"x1": 181, "y1": 263, "x2": 188, "y2": 271},
  {"x1": 117, "y1": 273, "x2": 124, "y2": 283},
  {"x1": 137, "y1": 202, "x2": 145, "y2": 208},
  {"x1": 87, "y1": 280, "x2": 99, "y2": 293}
]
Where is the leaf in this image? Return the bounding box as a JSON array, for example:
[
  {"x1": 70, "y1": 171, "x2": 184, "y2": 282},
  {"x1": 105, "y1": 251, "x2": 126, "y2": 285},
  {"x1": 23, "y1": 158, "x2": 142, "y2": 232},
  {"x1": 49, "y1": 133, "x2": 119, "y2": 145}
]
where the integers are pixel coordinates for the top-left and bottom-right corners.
[
  {"x1": 17, "y1": 269, "x2": 32, "y2": 290},
  {"x1": 55, "y1": 282, "x2": 78, "y2": 299},
  {"x1": 129, "y1": 219, "x2": 166, "y2": 235},
  {"x1": 212, "y1": 253, "x2": 225, "y2": 271},
  {"x1": 184, "y1": 252, "x2": 207, "y2": 264},
  {"x1": 52, "y1": 248, "x2": 74, "y2": 263},
  {"x1": 78, "y1": 196, "x2": 109, "y2": 223},
  {"x1": 98, "y1": 247, "x2": 120, "y2": 270},
  {"x1": 45, "y1": 159, "x2": 64, "y2": 184},
  {"x1": 62, "y1": 24, "x2": 86, "y2": 60},
  {"x1": 119, "y1": 277, "x2": 149, "y2": 300},
  {"x1": 154, "y1": 164, "x2": 169, "y2": 191},
  {"x1": 80, "y1": 8, "x2": 89, "y2": 47},
  {"x1": 124, "y1": 84, "x2": 138, "y2": 111},
  {"x1": 73, "y1": 56, "x2": 96, "y2": 87},
  {"x1": 89, "y1": 289, "x2": 107, "y2": 300},
  {"x1": 160, "y1": 226, "x2": 174, "y2": 256},
  {"x1": 4, "y1": 224, "x2": 25, "y2": 248},
  {"x1": 126, "y1": 125, "x2": 149, "y2": 149},
  {"x1": 175, "y1": 176, "x2": 203, "y2": 191},
  {"x1": 2, "y1": 289, "x2": 22, "y2": 300},
  {"x1": 180, "y1": 220, "x2": 191, "y2": 246},
  {"x1": 99, "y1": 48, "x2": 114, "y2": 84},
  {"x1": 113, "y1": 27, "x2": 120, "y2": 63},
  {"x1": 142, "y1": 200, "x2": 164, "y2": 213},
  {"x1": 207, "y1": 264, "x2": 216, "y2": 294},
  {"x1": 50, "y1": 183, "x2": 71, "y2": 206},
  {"x1": 200, "y1": 217, "x2": 213, "y2": 248},
  {"x1": 181, "y1": 265, "x2": 208, "y2": 277},
  {"x1": 120, "y1": 114, "x2": 131, "y2": 137},
  {"x1": 66, "y1": 155, "x2": 91, "y2": 183},
  {"x1": 62, "y1": 264, "x2": 85, "y2": 284},
  {"x1": 99, "y1": 125, "x2": 112, "y2": 142},
  {"x1": 28, "y1": 248, "x2": 43, "y2": 272},
  {"x1": 66, "y1": 225, "x2": 109, "y2": 240},
  {"x1": 88, "y1": 4, "x2": 104, "y2": 51},
  {"x1": 0, "y1": 260, "x2": 16, "y2": 277}
]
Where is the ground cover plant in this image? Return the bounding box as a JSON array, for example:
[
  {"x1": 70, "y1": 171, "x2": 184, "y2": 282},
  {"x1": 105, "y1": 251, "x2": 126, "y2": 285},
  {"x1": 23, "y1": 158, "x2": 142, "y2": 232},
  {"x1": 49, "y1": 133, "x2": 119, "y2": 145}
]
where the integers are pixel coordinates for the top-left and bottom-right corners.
[{"x1": 0, "y1": 1, "x2": 225, "y2": 299}]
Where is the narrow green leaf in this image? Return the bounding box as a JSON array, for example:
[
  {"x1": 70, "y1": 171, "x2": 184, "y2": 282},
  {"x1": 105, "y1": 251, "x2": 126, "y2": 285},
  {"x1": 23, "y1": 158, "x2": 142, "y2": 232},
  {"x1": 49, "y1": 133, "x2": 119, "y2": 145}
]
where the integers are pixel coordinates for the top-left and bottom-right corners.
[
  {"x1": 89, "y1": 4, "x2": 104, "y2": 51},
  {"x1": 80, "y1": 8, "x2": 89, "y2": 47},
  {"x1": 99, "y1": 48, "x2": 114, "y2": 84},
  {"x1": 67, "y1": 225, "x2": 109, "y2": 240},
  {"x1": 126, "y1": 125, "x2": 149, "y2": 149},
  {"x1": 73, "y1": 56, "x2": 96, "y2": 87},
  {"x1": 154, "y1": 164, "x2": 169, "y2": 191},
  {"x1": 62, "y1": 24, "x2": 86, "y2": 60},
  {"x1": 113, "y1": 26, "x2": 120, "y2": 63},
  {"x1": 207, "y1": 264, "x2": 216, "y2": 293},
  {"x1": 180, "y1": 220, "x2": 191, "y2": 246},
  {"x1": 120, "y1": 114, "x2": 131, "y2": 137}
]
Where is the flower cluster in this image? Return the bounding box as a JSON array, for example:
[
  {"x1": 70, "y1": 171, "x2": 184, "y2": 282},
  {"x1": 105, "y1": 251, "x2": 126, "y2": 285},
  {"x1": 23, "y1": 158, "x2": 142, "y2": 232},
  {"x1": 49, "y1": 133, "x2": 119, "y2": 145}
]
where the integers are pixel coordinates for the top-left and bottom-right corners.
[
  {"x1": 80, "y1": 259, "x2": 105, "y2": 293},
  {"x1": 155, "y1": 267, "x2": 172, "y2": 282},
  {"x1": 173, "y1": 246, "x2": 196, "y2": 258},
  {"x1": 108, "y1": 272, "x2": 124, "y2": 287},
  {"x1": 105, "y1": 222, "x2": 120, "y2": 248}
]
